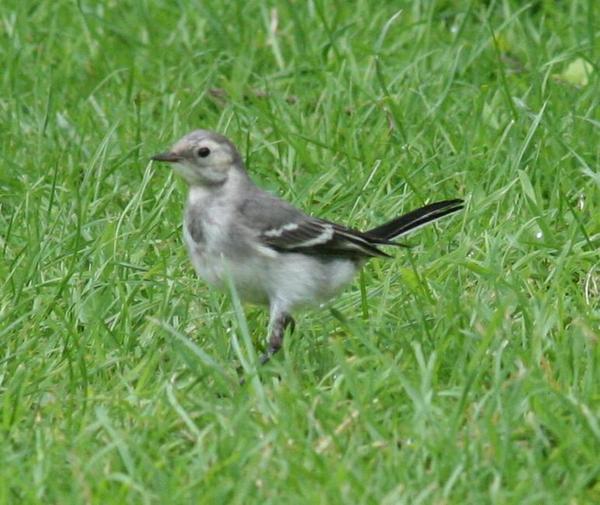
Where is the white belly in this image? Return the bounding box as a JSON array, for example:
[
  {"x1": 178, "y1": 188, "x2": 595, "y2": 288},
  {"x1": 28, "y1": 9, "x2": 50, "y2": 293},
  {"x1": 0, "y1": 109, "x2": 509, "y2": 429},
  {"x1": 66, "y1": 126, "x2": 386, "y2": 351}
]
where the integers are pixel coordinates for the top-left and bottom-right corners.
[
  {"x1": 265, "y1": 253, "x2": 358, "y2": 309},
  {"x1": 184, "y1": 223, "x2": 358, "y2": 309}
]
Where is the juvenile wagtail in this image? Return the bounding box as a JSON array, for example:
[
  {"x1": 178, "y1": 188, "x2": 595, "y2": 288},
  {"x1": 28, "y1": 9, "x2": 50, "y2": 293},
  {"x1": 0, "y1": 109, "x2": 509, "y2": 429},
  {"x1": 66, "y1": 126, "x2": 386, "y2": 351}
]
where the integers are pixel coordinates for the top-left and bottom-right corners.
[{"x1": 152, "y1": 130, "x2": 463, "y2": 365}]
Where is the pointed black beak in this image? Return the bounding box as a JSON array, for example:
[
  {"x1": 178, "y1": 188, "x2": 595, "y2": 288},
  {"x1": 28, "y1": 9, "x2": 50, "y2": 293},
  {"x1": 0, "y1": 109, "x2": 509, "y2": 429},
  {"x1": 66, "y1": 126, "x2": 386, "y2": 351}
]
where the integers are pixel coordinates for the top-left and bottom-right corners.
[{"x1": 151, "y1": 152, "x2": 182, "y2": 163}]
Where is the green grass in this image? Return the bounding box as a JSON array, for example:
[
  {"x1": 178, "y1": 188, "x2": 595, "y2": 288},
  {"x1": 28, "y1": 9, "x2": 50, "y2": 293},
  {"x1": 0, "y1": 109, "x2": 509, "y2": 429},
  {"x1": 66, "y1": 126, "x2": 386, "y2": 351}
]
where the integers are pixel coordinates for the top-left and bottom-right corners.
[{"x1": 1, "y1": 0, "x2": 599, "y2": 503}]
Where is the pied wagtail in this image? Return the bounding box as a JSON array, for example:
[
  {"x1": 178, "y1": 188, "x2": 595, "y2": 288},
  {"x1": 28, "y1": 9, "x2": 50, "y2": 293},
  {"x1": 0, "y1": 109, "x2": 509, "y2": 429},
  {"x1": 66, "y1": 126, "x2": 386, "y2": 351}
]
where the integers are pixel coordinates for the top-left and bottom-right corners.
[{"x1": 152, "y1": 130, "x2": 463, "y2": 365}]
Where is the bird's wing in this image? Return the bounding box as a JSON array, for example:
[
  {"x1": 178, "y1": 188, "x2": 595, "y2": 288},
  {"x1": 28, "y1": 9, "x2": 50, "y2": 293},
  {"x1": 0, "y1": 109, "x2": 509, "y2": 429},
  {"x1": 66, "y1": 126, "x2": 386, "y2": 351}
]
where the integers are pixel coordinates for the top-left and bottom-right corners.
[
  {"x1": 237, "y1": 192, "x2": 389, "y2": 258},
  {"x1": 260, "y1": 218, "x2": 391, "y2": 258}
]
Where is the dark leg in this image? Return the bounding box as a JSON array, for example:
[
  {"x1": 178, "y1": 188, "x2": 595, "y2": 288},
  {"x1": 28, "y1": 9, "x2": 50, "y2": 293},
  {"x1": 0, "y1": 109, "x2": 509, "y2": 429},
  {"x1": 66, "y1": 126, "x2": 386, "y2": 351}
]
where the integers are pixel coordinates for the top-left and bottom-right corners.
[{"x1": 260, "y1": 312, "x2": 294, "y2": 365}]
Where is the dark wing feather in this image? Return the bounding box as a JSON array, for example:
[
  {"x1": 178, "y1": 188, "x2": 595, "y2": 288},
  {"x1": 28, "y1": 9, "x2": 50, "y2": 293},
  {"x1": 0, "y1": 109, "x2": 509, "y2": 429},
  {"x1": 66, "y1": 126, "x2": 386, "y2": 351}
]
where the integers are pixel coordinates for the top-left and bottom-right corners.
[
  {"x1": 238, "y1": 191, "x2": 388, "y2": 258},
  {"x1": 261, "y1": 218, "x2": 390, "y2": 258}
]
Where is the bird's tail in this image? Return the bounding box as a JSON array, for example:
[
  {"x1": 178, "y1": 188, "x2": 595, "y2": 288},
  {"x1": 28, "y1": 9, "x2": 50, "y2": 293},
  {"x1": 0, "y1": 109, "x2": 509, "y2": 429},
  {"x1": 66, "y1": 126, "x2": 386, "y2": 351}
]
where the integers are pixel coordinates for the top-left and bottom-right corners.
[{"x1": 364, "y1": 199, "x2": 464, "y2": 242}]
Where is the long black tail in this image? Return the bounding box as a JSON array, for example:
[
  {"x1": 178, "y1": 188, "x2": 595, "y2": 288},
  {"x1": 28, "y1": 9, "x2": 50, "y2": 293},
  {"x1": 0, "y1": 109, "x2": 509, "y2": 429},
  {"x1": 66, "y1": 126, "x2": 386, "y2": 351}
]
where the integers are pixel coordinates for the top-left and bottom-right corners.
[{"x1": 365, "y1": 199, "x2": 464, "y2": 241}]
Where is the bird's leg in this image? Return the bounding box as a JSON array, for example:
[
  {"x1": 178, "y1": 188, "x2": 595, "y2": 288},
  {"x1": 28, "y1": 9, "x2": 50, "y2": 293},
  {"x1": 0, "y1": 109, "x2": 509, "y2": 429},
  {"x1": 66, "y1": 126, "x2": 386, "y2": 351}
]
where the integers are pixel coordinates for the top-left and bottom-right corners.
[{"x1": 260, "y1": 312, "x2": 295, "y2": 365}]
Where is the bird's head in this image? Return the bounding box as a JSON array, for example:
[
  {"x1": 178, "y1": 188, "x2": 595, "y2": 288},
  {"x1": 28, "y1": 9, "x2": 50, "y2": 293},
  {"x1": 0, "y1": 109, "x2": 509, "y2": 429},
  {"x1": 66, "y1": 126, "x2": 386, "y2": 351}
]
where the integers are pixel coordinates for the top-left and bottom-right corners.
[{"x1": 151, "y1": 130, "x2": 243, "y2": 186}]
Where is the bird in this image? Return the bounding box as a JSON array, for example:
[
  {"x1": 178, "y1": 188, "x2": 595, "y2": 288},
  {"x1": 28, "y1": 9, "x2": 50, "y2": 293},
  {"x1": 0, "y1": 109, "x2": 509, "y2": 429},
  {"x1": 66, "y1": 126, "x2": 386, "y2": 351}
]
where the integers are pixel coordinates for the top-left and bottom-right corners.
[{"x1": 151, "y1": 130, "x2": 463, "y2": 365}]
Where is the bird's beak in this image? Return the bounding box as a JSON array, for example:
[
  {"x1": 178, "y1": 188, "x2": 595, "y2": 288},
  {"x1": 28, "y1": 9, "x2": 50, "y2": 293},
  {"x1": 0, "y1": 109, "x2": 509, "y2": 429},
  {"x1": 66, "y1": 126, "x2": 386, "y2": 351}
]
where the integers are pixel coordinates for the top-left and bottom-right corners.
[{"x1": 151, "y1": 152, "x2": 182, "y2": 163}]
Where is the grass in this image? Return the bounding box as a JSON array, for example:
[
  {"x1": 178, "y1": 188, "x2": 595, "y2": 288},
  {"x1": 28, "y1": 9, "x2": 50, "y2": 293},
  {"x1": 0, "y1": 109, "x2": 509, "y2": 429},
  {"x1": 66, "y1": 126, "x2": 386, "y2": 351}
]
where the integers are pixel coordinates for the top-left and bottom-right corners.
[{"x1": 1, "y1": 0, "x2": 599, "y2": 503}]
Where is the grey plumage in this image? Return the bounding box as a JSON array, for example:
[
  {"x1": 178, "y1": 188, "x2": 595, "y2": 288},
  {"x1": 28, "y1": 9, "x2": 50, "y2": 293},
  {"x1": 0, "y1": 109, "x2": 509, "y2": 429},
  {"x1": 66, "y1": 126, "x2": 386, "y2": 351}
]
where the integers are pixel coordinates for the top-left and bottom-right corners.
[{"x1": 152, "y1": 129, "x2": 464, "y2": 366}]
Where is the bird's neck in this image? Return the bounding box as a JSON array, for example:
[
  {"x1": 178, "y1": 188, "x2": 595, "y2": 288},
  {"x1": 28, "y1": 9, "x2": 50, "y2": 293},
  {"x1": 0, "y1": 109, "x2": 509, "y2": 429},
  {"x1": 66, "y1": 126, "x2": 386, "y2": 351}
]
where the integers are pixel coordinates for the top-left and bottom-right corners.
[{"x1": 187, "y1": 167, "x2": 254, "y2": 206}]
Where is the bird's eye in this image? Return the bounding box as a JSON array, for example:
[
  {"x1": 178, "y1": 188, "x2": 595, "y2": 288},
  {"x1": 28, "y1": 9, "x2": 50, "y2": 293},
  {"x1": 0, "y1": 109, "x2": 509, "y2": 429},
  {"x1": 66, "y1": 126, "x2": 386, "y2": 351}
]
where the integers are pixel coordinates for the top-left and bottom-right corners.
[{"x1": 197, "y1": 147, "x2": 211, "y2": 158}]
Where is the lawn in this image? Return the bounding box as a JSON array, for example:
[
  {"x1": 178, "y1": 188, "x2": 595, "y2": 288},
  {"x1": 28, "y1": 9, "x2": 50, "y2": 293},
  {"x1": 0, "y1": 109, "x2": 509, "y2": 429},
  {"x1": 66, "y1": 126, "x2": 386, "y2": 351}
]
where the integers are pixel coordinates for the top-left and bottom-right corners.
[{"x1": 1, "y1": 0, "x2": 599, "y2": 503}]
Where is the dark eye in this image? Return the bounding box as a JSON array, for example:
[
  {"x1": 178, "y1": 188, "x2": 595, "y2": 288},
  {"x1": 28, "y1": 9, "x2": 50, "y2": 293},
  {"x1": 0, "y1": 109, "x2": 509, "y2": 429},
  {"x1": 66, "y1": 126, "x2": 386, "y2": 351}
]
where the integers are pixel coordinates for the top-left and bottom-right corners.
[{"x1": 197, "y1": 147, "x2": 210, "y2": 158}]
